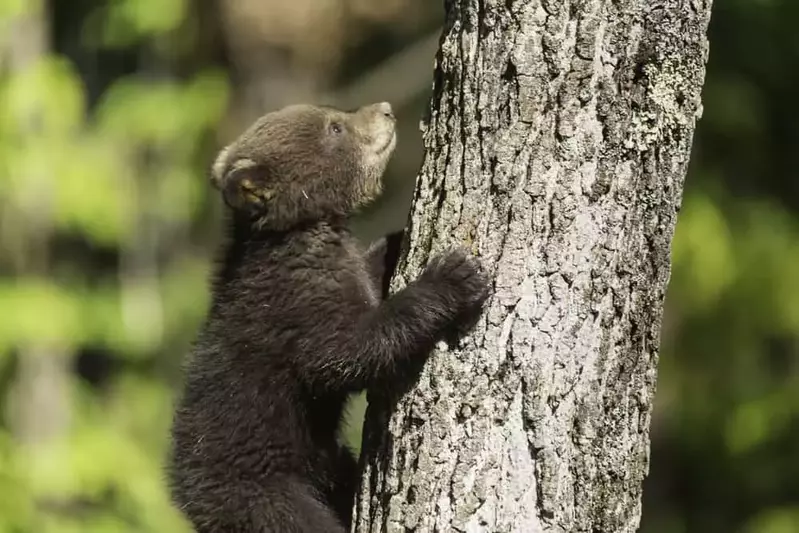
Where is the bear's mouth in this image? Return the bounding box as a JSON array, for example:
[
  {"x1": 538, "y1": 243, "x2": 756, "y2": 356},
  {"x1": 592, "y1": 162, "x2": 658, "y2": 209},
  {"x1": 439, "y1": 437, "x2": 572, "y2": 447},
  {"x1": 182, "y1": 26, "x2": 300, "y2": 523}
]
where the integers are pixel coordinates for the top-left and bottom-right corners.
[{"x1": 375, "y1": 130, "x2": 397, "y2": 157}]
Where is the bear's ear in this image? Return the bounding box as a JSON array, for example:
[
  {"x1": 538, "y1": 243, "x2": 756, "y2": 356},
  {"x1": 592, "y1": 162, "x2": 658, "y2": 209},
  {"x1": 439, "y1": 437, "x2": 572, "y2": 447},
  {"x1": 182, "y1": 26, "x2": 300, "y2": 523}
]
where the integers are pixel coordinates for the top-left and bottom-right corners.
[{"x1": 214, "y1": 157, "x2": 276, "y2": 216}]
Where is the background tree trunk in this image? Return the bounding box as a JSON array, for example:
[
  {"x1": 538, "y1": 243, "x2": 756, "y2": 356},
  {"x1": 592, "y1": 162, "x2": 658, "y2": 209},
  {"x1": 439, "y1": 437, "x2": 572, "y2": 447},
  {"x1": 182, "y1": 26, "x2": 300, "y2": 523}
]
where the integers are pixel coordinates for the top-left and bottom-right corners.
[
  {"x1": 353, "y1": 0, "x2": 712, "y2": 531},
  {"x1": 3, "y1": 0, "x2": 72, "y2": 448}
]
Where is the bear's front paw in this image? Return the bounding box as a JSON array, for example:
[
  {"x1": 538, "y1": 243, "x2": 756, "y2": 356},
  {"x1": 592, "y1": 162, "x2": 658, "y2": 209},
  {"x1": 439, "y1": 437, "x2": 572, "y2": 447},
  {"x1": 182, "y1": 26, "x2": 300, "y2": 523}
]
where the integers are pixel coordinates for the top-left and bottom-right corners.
[{"x1": 421, "y1": 247, "x2": 491, "y2": 314}]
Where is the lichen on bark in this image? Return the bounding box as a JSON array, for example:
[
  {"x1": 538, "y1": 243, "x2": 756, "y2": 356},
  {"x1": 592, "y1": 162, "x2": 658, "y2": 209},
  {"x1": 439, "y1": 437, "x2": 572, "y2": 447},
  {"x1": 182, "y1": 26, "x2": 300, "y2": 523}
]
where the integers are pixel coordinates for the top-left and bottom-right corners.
[{"x1": 353, "y1": 0, "x2": 713, "y2": 532}]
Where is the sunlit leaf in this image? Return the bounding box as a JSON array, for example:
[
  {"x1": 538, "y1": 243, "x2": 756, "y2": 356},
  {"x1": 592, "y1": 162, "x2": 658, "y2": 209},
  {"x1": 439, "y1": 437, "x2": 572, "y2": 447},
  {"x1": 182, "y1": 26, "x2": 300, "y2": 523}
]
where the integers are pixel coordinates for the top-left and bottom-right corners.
[
  {"x1": 0, "y1": 280, "x2": 86, "y2": 351},
  {"x1": 745, "y1": 507, "x2": 799, "y2": 533},
  {"x1": 1, "y1": 56, "x2": 85, "y2": 139},
  {"x1": 0, "y1": 0, "x2": 40, "y2": 23},
  {"x1": 670, "y1": 191, "x2": 736, "y2": 313},
  {"x1": 84, "y1": 0, "x2": 188, "y2": 48}
]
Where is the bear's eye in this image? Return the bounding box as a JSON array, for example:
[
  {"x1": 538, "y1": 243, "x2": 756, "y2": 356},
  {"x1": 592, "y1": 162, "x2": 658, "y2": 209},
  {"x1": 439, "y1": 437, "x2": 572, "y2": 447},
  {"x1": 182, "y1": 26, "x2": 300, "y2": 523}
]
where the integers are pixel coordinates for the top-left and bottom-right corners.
[{"x1": 329, "y1": 122, "x2": 343, "y2": 135}]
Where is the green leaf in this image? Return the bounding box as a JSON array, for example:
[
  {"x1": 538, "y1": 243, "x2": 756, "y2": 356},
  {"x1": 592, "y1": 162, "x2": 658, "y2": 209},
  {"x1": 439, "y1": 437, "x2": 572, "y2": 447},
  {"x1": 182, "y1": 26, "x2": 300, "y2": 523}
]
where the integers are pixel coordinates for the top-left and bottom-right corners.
[
  {"x1": 745, "y1": 507, "x2": 799, "y2": 533},
  {"x1": 671, "y1": 192, "x2": 736, "y2": 313}
]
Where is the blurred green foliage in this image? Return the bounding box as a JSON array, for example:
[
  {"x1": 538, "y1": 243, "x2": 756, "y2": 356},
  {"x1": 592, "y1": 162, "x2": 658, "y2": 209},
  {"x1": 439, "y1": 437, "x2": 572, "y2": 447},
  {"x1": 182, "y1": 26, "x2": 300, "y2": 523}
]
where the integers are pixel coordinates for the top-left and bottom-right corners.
[
  {"x1": 0, "y1": 0, "x2": 796, "y2": 532},
  {"x1": 0, "y1": 1, "x2": 225, "y2": 531},
  {"x1": 641, "y1": 0, "x2": 799, "y2": 531}
]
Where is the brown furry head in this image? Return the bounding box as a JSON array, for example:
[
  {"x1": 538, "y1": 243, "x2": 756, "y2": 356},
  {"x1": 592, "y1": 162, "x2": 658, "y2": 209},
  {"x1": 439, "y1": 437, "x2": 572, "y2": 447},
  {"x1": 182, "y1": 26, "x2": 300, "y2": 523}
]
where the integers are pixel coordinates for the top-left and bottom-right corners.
[{"x1": 210, "y1": 102, "x2": 397, "y2": 230}]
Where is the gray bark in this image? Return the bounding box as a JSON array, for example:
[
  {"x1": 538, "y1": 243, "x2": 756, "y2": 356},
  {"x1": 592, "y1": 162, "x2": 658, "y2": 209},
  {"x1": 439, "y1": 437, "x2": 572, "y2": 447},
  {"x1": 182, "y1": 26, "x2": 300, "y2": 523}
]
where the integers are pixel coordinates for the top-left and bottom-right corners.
[{"x1": 353, "y1": 0, "x2": 712, "y2": 532}]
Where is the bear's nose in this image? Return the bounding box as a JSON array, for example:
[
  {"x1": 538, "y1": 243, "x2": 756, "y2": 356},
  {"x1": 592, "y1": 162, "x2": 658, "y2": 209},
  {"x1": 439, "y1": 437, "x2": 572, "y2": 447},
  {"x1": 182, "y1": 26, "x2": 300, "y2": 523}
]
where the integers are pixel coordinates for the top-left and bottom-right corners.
[{"x1": 375, "y1": 101, "x2": 394, "y2": 119}]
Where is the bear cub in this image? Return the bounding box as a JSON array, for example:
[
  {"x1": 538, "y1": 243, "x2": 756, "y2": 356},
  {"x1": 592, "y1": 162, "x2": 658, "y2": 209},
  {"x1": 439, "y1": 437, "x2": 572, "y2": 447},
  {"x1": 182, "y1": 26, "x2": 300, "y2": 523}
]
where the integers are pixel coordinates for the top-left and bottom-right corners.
[{"x1": 168, "y1": 102, "x2": 490, "y2": 533}]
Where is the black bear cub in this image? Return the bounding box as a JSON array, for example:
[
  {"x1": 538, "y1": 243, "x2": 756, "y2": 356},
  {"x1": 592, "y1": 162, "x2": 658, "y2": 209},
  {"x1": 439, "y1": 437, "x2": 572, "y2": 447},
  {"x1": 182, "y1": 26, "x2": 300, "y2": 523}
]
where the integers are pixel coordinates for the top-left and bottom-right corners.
[{"x1": 168, "y1": 102, "x2": 490, "y2": 532}]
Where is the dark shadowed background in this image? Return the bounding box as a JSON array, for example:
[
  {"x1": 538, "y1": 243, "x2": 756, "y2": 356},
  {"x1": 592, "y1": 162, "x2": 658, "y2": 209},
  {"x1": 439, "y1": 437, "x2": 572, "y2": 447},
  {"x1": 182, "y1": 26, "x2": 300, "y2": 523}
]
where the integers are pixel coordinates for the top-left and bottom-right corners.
[{"x1": 0, "y1": 1, "x2": 796, "y2": 532}]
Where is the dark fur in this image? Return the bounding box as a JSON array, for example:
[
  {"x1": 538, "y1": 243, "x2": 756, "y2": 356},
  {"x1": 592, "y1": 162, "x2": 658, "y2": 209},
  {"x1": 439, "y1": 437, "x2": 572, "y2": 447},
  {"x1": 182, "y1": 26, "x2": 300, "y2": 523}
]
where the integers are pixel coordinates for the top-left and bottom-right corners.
[{"x1": 168, "y1": 103, "x2": 490, "y2": 532}]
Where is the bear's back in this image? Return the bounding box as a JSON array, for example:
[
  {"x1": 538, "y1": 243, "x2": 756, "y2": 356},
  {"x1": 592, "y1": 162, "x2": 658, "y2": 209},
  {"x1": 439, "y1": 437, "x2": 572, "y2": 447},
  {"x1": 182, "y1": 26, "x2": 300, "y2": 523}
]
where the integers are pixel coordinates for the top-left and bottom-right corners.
[{"x1": 168, "y1": 221, "x2": 376, "y2": 506}]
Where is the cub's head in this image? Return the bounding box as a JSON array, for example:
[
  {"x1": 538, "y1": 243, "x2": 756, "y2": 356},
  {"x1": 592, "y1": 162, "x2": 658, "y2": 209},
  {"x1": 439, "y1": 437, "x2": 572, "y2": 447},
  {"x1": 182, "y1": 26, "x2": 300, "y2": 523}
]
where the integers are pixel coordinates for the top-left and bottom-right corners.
[{"x1": 210, "y1": 102, "x2": 397, "y2": 230}]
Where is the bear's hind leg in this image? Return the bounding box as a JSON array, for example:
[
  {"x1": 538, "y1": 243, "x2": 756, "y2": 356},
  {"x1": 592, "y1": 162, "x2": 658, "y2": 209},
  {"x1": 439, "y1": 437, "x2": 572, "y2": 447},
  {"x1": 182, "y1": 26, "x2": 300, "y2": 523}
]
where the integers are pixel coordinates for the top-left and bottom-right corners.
[
  {"x1": 252, "y1": 476, "x2": 347, "y2": 533},
  {"x1": 187, "y1": 476, "x2": 346, "y2": 533}
]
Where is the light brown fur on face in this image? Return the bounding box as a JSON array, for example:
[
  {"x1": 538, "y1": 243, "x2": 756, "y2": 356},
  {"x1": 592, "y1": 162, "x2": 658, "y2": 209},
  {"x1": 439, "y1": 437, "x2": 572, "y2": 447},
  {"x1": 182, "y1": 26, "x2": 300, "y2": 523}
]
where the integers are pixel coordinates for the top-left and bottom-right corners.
[{"x1": 210, "y1": 102, "x2": 397, "y2": 230}]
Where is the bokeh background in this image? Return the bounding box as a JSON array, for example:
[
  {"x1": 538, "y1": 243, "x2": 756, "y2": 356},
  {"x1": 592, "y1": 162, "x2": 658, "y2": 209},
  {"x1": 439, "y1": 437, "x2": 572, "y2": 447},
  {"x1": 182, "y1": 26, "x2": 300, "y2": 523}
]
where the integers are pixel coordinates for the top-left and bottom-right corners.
[{"x1": 0, "y1": 1, "x2": 796, "y2": 532}]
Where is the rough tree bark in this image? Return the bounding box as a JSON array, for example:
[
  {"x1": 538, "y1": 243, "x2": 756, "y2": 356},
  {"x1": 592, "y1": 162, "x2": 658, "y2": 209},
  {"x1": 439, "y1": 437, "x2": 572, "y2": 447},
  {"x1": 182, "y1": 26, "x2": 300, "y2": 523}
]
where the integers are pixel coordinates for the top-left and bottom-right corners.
[{"x1": 353, "y1": 0, "x2": 712, "y2": 532}]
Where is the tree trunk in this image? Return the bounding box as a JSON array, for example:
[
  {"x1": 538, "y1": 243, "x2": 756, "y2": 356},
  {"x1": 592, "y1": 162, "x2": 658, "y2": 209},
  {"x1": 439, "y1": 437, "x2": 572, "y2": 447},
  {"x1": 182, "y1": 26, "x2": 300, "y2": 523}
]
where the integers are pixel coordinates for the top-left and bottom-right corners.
[
  {"x1": 353, "y1": 0, "x2": 712, "y2": 531},
  {"x1": 3, "y1": 0, "x2": 73, "y2": 448}
]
